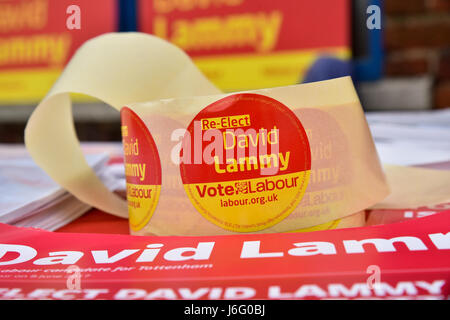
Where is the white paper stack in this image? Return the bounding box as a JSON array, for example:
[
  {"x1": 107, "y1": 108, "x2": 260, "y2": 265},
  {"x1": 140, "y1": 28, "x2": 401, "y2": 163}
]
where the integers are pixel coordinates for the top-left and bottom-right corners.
[
  {"x1": 0, "y1": 144, "x2": 125, "y2": 231},
  {"x1": 366, "y1": 109, "x2": 450, "y2": 166}
]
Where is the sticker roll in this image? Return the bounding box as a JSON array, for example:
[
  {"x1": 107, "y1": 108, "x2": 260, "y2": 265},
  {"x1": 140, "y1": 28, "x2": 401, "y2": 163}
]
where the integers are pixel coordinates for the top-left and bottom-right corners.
[
  {"x1": 124, "y1": 78, "x2": 389, "y2": 236},
  {"x1": 25, "y1": 32, "x2": 388, "y2": 236}
]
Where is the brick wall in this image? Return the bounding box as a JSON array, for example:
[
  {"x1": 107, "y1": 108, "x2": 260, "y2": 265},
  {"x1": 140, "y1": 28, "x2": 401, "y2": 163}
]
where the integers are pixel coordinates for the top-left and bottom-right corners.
[{"x1": 384, "y1": 0, "x2": 450, "y2": 108}]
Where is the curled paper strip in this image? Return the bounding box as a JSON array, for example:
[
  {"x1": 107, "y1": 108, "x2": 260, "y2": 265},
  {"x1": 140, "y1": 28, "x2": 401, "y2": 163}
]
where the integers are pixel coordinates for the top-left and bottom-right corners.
[
  {"x1": 289, "y1": 211, "x2": 366, "y2": 233},
  {"x1": 372, "y1": 165, "x2": 450, "y2": 209},
  {"x1": 25, "y1": 32, "x2": 388, "y2": 235},
  {"x1": 25, "y1": 33, "x2": 220, "y2": 218}
]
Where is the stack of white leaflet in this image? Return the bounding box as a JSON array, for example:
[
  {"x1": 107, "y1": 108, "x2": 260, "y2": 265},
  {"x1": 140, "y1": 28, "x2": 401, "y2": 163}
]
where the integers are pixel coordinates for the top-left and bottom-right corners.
[
  {"x1": 366, "y1": 109, "x2": 450, "y2": 166},
  {"x1": 0, "y1": 145, "x2": 123, "y2": 231}
]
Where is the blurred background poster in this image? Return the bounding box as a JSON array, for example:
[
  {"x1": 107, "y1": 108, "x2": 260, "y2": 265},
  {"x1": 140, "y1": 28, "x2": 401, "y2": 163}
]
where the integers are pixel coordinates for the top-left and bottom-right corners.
[
  {"x1": 0, "y1": 0, "x2": 449, "y2": 143},
  {"x1": 0, "y1": 0, "x2": 118, "y2": 105}
]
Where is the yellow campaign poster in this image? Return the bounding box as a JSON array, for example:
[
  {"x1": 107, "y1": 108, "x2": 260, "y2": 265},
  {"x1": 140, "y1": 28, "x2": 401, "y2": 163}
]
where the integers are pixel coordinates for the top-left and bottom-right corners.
[
  {"x1": 0, "y1": 0, "x2": 117, "y2": 104},
  {"x1": 138, "y1": 0, "x2": 351, "y2": 91}
]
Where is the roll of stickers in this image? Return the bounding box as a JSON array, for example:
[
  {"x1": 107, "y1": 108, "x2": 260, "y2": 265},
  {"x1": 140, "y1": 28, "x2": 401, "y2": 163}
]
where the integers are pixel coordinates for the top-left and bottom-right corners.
[{"x1": 25, "y1": 33, "x2": 389, "y2": 236}]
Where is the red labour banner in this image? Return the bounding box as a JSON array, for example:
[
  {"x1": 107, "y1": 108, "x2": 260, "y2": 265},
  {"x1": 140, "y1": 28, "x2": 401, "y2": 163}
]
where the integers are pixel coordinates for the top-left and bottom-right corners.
[
  {"x1": 138, "y1": 0, "x2": 350, "y2": 56},
  {"x1": 0, "y1": 0, "x2": 117, "y2": 71},
  {"x1": 0, "y1": 212, "x2": 449, "y2": 300},
  {"x1": 0, "y1": 0, "x2": 117, "y2": 103},
  {"x1": 137, "y1": 0, "x2": 351, "y2": 91}
]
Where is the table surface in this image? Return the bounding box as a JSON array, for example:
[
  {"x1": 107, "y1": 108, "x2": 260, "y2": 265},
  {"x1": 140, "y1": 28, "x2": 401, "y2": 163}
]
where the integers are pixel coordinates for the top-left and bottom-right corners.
[{"x1": 56, "y1": 209, "x2": 130, "y2": 235}]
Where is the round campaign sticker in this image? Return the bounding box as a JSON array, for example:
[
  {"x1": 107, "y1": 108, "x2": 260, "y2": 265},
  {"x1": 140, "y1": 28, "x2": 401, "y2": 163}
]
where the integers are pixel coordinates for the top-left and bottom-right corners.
[
  {"x1": 120, "y1": 107, "x2": 162, "y2": 231},
  {"x1": 180, "y1": 93, "x2": 311, "y2": 232}
]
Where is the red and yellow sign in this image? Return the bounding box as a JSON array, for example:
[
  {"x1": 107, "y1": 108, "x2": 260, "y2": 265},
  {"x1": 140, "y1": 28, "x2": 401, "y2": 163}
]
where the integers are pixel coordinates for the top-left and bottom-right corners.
[
  {"x1": 180, "y1": 93, "x2": 311, "y2": 232},
  {"x1": 0, "y1": 0, "x2": 117, "y2": 104},
  {"x1": 139, "y1": 0, "x2": 351, "y2": 91}
]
